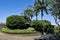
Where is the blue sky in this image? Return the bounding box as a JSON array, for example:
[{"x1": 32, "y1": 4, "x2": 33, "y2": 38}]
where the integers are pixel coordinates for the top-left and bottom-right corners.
[{"x1": 0, "y1": 0, "x2": 56, "y2": 25}]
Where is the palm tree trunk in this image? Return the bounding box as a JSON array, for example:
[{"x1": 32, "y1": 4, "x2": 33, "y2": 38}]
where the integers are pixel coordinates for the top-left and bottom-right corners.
[
  {"x1": 41, "y1": 0, "x2": 44, "y2": 20},
  {"x1": 41, "y1": 10, "x2": 43, "y2": 20},
  {"x1": 41, "y1": 9, "x2": 44, "y2": 35},
  {"x1": 36, "y1": 13, "x2": 38, "y2": 21},
  {"x1": 41, "y1": 0, "x2": 44, "y2": 35}
]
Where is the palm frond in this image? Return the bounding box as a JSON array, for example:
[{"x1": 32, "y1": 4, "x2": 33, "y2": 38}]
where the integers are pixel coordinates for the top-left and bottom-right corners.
[{"x1": 38, "y1": 0, "x2": 42, "y2": 5}]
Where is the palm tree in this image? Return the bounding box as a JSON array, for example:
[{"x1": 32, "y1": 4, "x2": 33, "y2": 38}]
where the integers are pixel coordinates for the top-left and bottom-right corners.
[
  {"x1": 34, "y1": 0, "x2": 52, "y2": 34},
  {"x1": 23, "y1": 6, "x2": 34, "y2": 21},
  {"x1": 34, "y1": 0, "x2": 52, "y2": 20}
]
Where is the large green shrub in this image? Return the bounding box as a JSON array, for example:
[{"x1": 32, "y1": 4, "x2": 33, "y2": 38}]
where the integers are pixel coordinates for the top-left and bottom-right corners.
[
  {"x1": 31, "y1": 20, "x2": 53, "y2": 34},
  {"x1": 6, "y1": 15, "x2": 30, "y2": 29}
]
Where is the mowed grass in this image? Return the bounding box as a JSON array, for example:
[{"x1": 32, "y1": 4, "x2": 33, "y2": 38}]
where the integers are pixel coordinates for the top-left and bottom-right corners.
[{"x1": 1, "y1": 28, "x2": 37, "y2": 34}]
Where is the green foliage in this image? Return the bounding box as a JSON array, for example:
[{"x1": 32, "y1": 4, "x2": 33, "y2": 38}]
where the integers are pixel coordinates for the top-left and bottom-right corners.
[
  {"x1": 30, "y1": 20, "x2": 42, "y2": 32},
  {"x1": 30, "y1": 20, "x2": 41, "y2": 27},
  {"x1": 30, "y1": 20, "x2": 54, "y2": 34},
  {"x1": 31, "y1": 20, "x2": 51, "y2": 27},
  {"x1": 1, "y1": 28, "x2": 36, "y2": 34},
  {"x1": 39, "y1": 20, "x2": 53, "y2": 33},
  {"x1": 6, "y1": 15, "x2": 54, "y2": 34},
  {"x1": 6, "y1": 15, "x2": 30, "y2": 29}
]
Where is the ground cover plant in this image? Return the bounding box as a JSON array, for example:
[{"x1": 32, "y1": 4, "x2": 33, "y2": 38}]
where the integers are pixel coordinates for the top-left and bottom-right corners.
[{"x1": 1, "y1": 28, "x2": 37, "y2": 34}]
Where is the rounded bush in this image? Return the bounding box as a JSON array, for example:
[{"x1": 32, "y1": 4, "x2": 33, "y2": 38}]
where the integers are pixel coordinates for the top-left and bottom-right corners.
[
  {"x1": 6, "y1": 15, "x2": 30, "y2": 29},
  {"x1": 31, "y1": 20, "x2": 52, "y2": 33}
]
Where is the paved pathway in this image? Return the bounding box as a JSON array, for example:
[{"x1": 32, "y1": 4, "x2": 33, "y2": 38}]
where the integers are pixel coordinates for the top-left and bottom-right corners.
[{"x1": 0, "y1": 32, "x2": 41, "y2": 40}]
